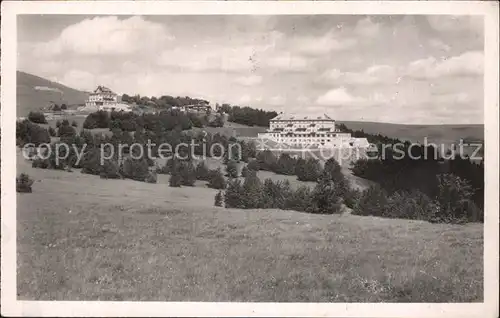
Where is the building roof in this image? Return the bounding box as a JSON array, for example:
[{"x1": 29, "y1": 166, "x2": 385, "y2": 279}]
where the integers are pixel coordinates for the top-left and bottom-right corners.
[
  {"x1": 93, "y1": 85, "x2": 116, "y2": 94},
  {"x1": 271, "y1": 113, "x2": 334, "y2": 121}
]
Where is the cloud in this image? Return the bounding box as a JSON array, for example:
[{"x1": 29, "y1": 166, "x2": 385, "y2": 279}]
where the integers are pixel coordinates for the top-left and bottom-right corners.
[
  {"x1": 406, "y1": 51, "x2": 483, "y2": 79},
  {"x1": 269, "y1": 95, "x2": 286, "y2": 105},
  {"x1": 427, "y1": 16, "x2": 483, "y2": 34},
  {"x1": 320, "y1": 64, "x2": 398, "y2": 85},
  {"x1": 316, "y1": 87, "x2": 367, "y2": 106},
  {"x1": 234, "y1": 75, "x2": 262, "y2": 86},
  {"x1": 353, "y1": 17, "x2": 381, "y2": 37},
  {"x1": 428, "y1": 38, "x2": 451, "y2": 52},
  {"x1": 264, "y1": 53, "x2": 311, "y2": 72},
  {"x1": 34, "y1": 16, "x2": 173, "y2": 57},
  {"x1": 290, "y1": 30, "x2": 357, "y2": 56}
]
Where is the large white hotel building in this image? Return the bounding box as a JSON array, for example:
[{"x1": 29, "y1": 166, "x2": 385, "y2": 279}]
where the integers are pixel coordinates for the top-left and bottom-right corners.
[{"x1": 257, "y1": 113, "x2": 370, "y2": 149}]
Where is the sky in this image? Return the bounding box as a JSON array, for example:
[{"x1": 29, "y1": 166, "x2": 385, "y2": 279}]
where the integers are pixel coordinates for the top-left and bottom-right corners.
[{"x1": 17, "y1": 14, "x2": 484, "y2": 124}]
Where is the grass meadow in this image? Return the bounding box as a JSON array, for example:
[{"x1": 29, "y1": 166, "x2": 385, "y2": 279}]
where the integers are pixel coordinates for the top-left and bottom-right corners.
[{"x1": 16, "y1": 150, "x2": 483, "y2": 302}]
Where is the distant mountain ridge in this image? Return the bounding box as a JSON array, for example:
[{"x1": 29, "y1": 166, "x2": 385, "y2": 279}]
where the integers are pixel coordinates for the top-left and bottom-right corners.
[{"x1": 17, "y1": 71, "x2": 89, "y2": 117}]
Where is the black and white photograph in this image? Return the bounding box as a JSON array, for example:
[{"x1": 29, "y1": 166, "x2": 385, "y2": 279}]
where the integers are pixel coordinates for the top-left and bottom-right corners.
[{"x1": 1, "y1": 1, "x2": 499, "y2": 317}]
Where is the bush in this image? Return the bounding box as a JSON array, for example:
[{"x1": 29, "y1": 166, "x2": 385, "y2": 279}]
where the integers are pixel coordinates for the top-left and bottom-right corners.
[
  {"x1": 247, "y1": 159, "x2": 260, "y2": 171},
  {"x1": 256, "y1": 150, "x2": 277, "y2": 171},
  {"x1": 214, "y1": 191, "x2": 224, "y2": 207},
  {"x1": 310, "y1": 172, "x2": 343, "y2": 214},
  {"x1": 225, "y1": 160, "x2": 239, "y2": 178},
  {"x1": 48, "y1": 126, "x2": 57, "y2": 137},
  {"x1": 16, "y1": 173, "x2": 34, "y2": 193},
  {"x1": 241, "y1": 165, "x2": 249, "y2": 178},
  {"x1": 55, "y1": 120, "x2": 62, "y2": 128},
  {"x1": 83, "y1": 111, "x2": 110, "y2": 129},
  {"x1": 240, "y1": 170, "x2": 263, "y2": 209},
  {"x1": 296, "y1": 158, "x2": 322, "y2": 182},
  {"x1": 224, "y1": 178, "x2": 245, "y2": 208},
  {"x1": 433, "y1": 173, "x2": 481, "y2": 223},
  {"x1": 28, "y1": 111, "x2": 47, "y2": 124},
  {"x1": 71, "y1": 120, "x2": 78, "y2": 127},
  {"x1": 261, "y1": 178, "x2": 292, "y2": 209},
  {"x1": 285, "y1": 185, "x2": 312, "y2": 212},
  {"x1": 274, "y1": 153, "x2": 297, "y2": 175},
  {"x1": 16, "y1": 120, "x2": 50, "y2": 146},
  {"x1": 169, "y1": 160, "x2": 183, "y2": 187},
  {"x1": 344, "y1": 188, "x2": 361, "y2": 209},
  {"x1": 385, "y1": 190, "x2": 435, "y2": 220},
  {"x1": 195, "y1": 161, "x2": 210, "y2": 181},
  {"x1": 99, "y1": 159, "x2": 122, "y2": 179},
  {"x1": 145, "y1": 171, "x2": 158, "y2": 184},
  {"x1": 120, "y1": 157, "x2": 150, "y2": 181},
  {"x1": 352, "y1": 185, "x2": 389, "y2": 217},
  {"x1": 208, "y1": 168, "x2": 226, "y2": 189},
  {"x1": 180, "y1": 161, "x2": 197, "y2": 186}
]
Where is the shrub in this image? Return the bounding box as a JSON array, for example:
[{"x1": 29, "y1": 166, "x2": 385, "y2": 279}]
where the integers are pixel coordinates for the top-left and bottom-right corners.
[
  {"x1": 71, "y1": 120, "x2": 78, "y2": 127},
  {"x1": 120, "y1": 157, "x2": 150, "y2": 181},
  {"x1": 224, "y1": 178, "x2": 245, "y2": 208},
  {"x1": 241, "y1": 165, "x2": 249, "y2": 178},
  {"x1": 28, "y1": 111, "x2": 47, "y2": 124},
  {"x1": 256, "y1": 150, "x2": 277, "y2": 171},
  {"x1": 285, "y1": 185, "x2": 312, "y2": 212},
  {"x1": 214, "y1": 191, "x2": 224, "y2": 207},
  {"x1": 225, "y1": 160, "x2": 239, "y2": 178},
  {"x1": 83, "y1": 111, "x2": 110, "y2": 129},
  {"x1": 352, "y1": 185, "x2": 389, "y2": 217},
  {"x1": 99, "y1": 159, "x2": 122, "y2": 179},
  {"x1": 195, "y1": 161, "x2": 210, "y2": 181},
  {"x1": 274, "y1": 153, "x2": 297, "y2": 175},
  {"x1": 310, "y1": 173, "x2": 343, "y2": 214},
  {"x1": 247, "y1": 159, "x2": 260, "y2": 171},
  {"x1": 261, "y1": 178, "x2": 292, "y2": 209},
  {"x1": 296, "y1": 158, "x2": 322, "y2": 182},
  {"x1": 385, "y1": 190, "x2": 435, "y2": 220},
  {"x1": 208, "y1": 168, "x2": 226, "y2": 189},
  {"x1": 433, "y1": 173, "x2": 480, "y2": 223},
  {"x1": 145, "y1": 170, "x2": 158, "y2": 184},
  {"x1": 240, "y1": 169, "x2": 263, "y2": 209},
  {"x1": 169, "y1": 160, "x2": 183, "y2": 187},
  {"x1": 16, "y1": 120, "x2": 50, "y2": 146},
  {"x1": 180, "y1": 161, "x2": 197, "y2": 186},
  {"x1": 322, "y1": 158, "x2": 349, "y2": 198},
  {"x1": 48, "y1": 126, "x2": 57, "y2": 137},
  {"x1": 344, "y1": 188, "x2": 361, "y2": 209},
  {"x1": 55, "y1": 120, "x2": 62, "y2": 128},
  {"x1": 16, "y1": 173, "x2": 34, "y2": 193}
]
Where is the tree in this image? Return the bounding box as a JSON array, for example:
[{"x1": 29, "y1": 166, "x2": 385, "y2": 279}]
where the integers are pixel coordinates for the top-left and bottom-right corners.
[
  {"x1": 48, "y1": 126, "x2": 57, "y2": 137},
  {"x1": 241, "y1": 169, "x2": 263, "y2": 208},
  {"x1": 180, "y1": 161, "x2": 197, "y2": 186},
  {"x1": 296, "y1": 158, "x2": 322, "y2": 182},
  {"x1": 310, "y1": 171, "x2": 343, "y2": 214},
  {"x1": 352, "y1": 185, "x2": 389, "y2": 217},
  {"x1": 169, "y1": 162, "x2": 183, "y2": 187},
  {"x1": 225, "y1": 160, "x2": 239, "y2": 178},
  {"x1": 214, "y1": 191, "x2": 224, "y2": 207},
  {"x1": 195, "y1": 161, "x2": 210, "y2": 181},
  {"x1": 241, "y1": 165, "x2": 249, "y2": 178},
  {"x1": 28, "y1": 111, "x2": 47, "y2": 124},
  {"x1": 224, "y1": 178, "x2": 244, "y2": 208},
  {"x1": 208, "y1": 168, "x2": 226, "y2": 189},
  {"x1": 247, "y1": 159, "x2": 260, "y2": 171},
  {"x1": 120, "y1": 157, "x2": 150, "y2": 181},
  {"x1": 16, "y1": 120, "x2": 50, "y2": 146},
  {"x1": 17, "y1": 173, "x2": 34, "y2": 193},
  {"x1": 435, "y1": 173, "x2": 476, "y2": 223},
  {"x1": 61, "y1": 104, "x2": 67, "y2": 110},
  {"x1": 71, "y1": 120, "x2": 78, "y2": 127}
]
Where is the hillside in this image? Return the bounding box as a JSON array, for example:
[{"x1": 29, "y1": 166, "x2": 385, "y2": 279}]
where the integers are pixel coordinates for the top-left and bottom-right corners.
[
  {"x1": 340, "y1": 121, "x2": 484, "y2": 146},
  {"x1": 16, "y1": 150, "x2": 483, "y2": 302},
  {"x1": 17, "y1": 71, "x2": 89, "y2": 117}
]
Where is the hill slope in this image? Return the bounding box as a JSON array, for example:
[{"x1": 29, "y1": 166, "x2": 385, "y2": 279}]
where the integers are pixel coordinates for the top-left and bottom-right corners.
[
  {"x1": 17, "y1": 71, "x2": 89, "y2": 117},
  {"x1": 340, "y1": 121, "x2": 484, "y2": 146}
]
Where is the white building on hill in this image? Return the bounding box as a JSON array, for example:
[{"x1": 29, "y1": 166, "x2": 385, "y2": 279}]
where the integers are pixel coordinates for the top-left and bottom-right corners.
[
  {"x1": 82, "y1": 86, "x2": 132, "y2": 112},
  {"x1": 257, "y1": 113, "x2": 370, "y2": 149}
]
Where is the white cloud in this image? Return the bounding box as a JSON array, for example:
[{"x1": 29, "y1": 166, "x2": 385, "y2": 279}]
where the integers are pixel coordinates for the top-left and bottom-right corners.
[
  {"x1": 316, "y1": 87, "x2": 367, "y2": 106},
  {"x1": 290, "y1": 30, "x2": 357, "y2": 56},
  {"x1": 234, "y1": 75, "x2": 262, "y2": 86},
  {"x1": 34, "y1": 16, "x2": 173, "y2": 57},
  {"x1": 264, "y1": 53, "x2": 311, "y2": 72},
  {"x1": 320, "y1": 64, "x2": 398, "y2": 85},
  {"x1": 269, "y1": 95, "x2": 286, "y2": 105},
  {"x1": 354, "y1": 17, "x2": 381, "y2": 37},
  {"x1": 406, "y1": 51, "x2": 483, "y2": 79},
  {"x1": 427, "y1": 16, "x2": 483, "y2": 34},
  {"x1": 428, "y1": 38, "x2": 451, "y2": 52}
]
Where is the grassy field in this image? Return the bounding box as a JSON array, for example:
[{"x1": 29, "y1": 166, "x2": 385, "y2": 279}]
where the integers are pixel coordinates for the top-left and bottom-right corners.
[{"x1": 17, "y1": 151, "x2": 483, "y2": 302}]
